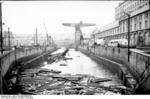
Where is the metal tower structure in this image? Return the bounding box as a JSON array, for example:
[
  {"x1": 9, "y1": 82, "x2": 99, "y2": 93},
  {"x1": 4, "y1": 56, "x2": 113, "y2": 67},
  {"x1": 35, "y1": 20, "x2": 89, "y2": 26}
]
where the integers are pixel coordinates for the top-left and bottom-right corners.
[
  {"x1": 35, "y1": 28, "x2": 38, "y2": 46},
  {"x1": 62, "y1": 21, "x2": 95, "y2": 49}
]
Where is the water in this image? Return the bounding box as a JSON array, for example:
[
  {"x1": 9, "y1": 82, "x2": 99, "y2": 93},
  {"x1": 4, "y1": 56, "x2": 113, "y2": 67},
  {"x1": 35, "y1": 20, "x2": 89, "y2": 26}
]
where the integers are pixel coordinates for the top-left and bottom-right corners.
[{"x1": 41, "y1": 48, "x2": 121, "y2": 86}]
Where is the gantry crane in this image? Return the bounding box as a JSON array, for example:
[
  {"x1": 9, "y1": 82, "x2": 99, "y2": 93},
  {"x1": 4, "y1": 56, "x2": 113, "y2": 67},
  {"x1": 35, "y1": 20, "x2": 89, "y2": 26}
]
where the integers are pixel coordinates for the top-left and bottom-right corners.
[{"x1": 62, "y1": 21, "x2": 95, "y2": 49}]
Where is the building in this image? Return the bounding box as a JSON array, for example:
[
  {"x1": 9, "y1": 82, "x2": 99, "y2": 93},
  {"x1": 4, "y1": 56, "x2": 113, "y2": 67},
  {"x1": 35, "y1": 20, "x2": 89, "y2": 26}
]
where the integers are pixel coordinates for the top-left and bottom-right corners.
[
  {"x1": 13, "y1": 34, "x2": 48, "y2": 47},
  {"x1": 93, "y1": 0, "x2": 150, "y2": 47},
  {"x1": 3, "y1": 31, "x2": 14, "y2": 49},
  {"x1": 54, "y1": 39, "x2": 74, "y2": 48},
  {"x1": 93, "y1": 21, "x2": 119, "y2": 42},
  {"x1": 116, "y1": 0, "x2": 150, "y2": 47}
]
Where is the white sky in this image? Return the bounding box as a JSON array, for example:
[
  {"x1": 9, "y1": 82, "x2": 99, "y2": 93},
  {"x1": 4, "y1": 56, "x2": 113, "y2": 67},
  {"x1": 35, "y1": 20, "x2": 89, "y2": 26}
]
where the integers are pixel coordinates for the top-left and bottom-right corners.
[{"x1": 2, "y1": 1, "x2": 122, "y2": 40}]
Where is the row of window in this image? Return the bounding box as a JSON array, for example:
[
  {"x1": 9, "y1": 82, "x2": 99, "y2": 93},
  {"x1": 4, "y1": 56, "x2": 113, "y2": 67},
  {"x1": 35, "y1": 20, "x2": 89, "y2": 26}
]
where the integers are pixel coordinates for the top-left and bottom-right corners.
[
  {"x1": 116, "y1": 0, "x2": 148, "y2": 21},
  {"x1": 120, "y1": 19, "x2": 148, "y2": 33},
  {"x1": 96, "y1": 19, "x2": 149, "y2": 38},
  {"x1": 97, "y1": 27, "x2": 119, "y2": 38},
  {"x1": 120, "y1": 12, "x2": 149, "y2": 33},
  {"x1": 132, "y1": 20, "x2": 148, "y2": 30},
  {"x1": 133, "y1": 12, "x2": 149, "y2": 22}
]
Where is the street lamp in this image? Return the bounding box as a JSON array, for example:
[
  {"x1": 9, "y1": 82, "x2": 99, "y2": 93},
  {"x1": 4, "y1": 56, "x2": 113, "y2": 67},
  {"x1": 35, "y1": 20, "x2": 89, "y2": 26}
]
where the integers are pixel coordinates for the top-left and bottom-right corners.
[
  {"x1": 123, "y1": 11, "x2": 131, "y2": 62},
  {"x1": 0, "y1": 2, "x2": 3, "y2": 55},
  {"x1": 93, "y1": 33, "x2": 95, "y2": 53},
  {"x1": 0, "y1": 2, "x2": 3, "y2": 94}
]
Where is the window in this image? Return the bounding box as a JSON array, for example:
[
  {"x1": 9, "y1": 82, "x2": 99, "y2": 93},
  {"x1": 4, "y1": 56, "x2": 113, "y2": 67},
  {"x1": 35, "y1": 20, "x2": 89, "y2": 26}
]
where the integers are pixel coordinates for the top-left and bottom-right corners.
[
  {"x1": 130, "y1": 24, "x2": 132, "y2": 31},
  {"x1": 134, "y1": 17, "x2": 137, "y2": 22},
  {"x1": 145, "y1": 12, "x2": 148, "y2": 18},
  {"x1": 139, "y1": 22, "x2": 142, "y2": 29},
  {"x1": 134, "y1": 24, "x2": 136, "y2": 30},
  {"x1": 123, "y1": 23, "x2": 125, "y2": 32},
  {"x1": 145, "y1": 20, "x2": 148, "y2": 29},
  {"x1": 139, "y1": 15, "x2": 142, "y2": 20},
  {"x1": 120, "y1": 26, "x2": 122, "y2": 33}
]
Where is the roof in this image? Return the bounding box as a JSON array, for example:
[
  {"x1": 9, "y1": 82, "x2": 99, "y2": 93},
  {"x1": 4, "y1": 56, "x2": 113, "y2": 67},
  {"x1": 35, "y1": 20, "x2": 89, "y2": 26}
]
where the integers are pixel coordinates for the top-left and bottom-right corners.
[{"x1": 99, "y1": 21, "x2": 119, "y2": 32}]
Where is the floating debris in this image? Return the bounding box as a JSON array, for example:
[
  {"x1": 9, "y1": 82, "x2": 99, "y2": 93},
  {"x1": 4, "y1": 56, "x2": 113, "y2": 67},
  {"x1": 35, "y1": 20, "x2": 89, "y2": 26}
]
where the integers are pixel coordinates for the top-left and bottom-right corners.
[
  {"x1": 89, "y1": 77, "x2": 112, "y2": 83},
  {"x1": 47, "y1": 48, "x2": 71, "y2": 64},
  {"x1": 59, "y1": 63, "x2": 67, "y2": 66},
  {"x1": 16, "y1": 68, "x2": 129, "y2": 95}
]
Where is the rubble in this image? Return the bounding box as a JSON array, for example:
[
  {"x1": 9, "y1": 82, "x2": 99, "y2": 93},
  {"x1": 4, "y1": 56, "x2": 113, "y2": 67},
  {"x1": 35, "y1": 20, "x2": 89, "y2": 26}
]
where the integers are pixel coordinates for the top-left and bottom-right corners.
[
  {"x1": 47, "y1": 48, "x2": 71, "y2": 64},
  {"x1": 59, "y1": 63, "x2": 67, "y2": 66},
  {"x1": 89, "y1": 77, "x2": 112, "y2": 83},
  {"x1": 16, "y1": 67, "x2": 129, "y2": 95},
  {"x1": 5, "y1": 48, "x2": 134, "y2": 95}
]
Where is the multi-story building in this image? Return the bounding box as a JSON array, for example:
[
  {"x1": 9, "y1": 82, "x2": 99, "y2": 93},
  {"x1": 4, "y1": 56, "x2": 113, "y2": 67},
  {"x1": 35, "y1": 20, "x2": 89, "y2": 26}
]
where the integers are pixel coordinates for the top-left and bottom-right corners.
[
  {"x1": 93, "y1": 0, "x2": 150, "y2": 47},
  {"x1": 13, "y1": 34, "x2": 48, "y2": 47},
  {"x1": 3, "y1": 31, "x2": 14, "y2": 49},
  {"x1": 93, "y1": 21, "x2": 119, "y2": 42},
  {"x1": 116, "y1": 0, "x2": 150, "y2": 47}
]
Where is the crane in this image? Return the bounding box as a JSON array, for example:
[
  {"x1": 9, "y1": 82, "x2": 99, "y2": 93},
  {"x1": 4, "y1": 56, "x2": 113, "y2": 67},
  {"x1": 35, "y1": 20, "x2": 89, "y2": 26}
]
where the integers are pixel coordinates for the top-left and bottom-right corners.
[
  {"x1": 43, "y1": 23, "x2": 49, "y2": 45},
  {"x1": 62, "y1": 21, "x2": 96, "y2": 49},
  {"x1": 43, "y1": 23, "x2": 54, "y2": 47}
]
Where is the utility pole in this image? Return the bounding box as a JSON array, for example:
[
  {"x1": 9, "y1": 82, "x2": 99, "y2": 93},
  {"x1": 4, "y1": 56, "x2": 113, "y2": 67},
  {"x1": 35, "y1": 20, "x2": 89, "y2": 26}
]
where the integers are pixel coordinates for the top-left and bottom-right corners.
[
  {"x1": 127, "y1": 14, "x2": 130, "y2": 62},
  {"x1": 149, "y1": 0, "x2": 150, "y2": 31},
  {"x1": 0, "y1": 2, "x2": 2, "y2": 54},
  {"x1": 46, "y1": 33, "x2": 48, "y2": 46},
  {"x1": 75, "y1": 32, "x2": 76, "y2": 50},
  {"x1": 8, "y1": 27, "x2": 11, "y2": 50},
  {"x1": 0, "y1": 1, "x2": 3, "y2": 94},
  {"x1": 93, "y1": 33, "x2": 96, "y2": 53},
  {"x1": 43, "y1": 23, "x2": 49, "y2": 46},
  {"x1": 35, "y1": 28, "x2": 38, "y2": 46},
  {"x1": 123, "y1": 11, "x2": 130, "y2": 62}
]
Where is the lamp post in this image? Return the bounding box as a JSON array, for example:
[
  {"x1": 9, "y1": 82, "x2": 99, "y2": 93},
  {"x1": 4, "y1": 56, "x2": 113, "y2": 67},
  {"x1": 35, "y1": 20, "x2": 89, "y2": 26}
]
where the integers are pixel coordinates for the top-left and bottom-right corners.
[
  {"x1": 123, "y1": 11, "x2": 130, "y2": 62},
  {"x1": 8, "y1": 27, "x2": 11, "y2": 50},
  {"x1": 93, "y1": 33, "x2": 96, "y2": 53},
  {"x1": 0, "y1": 2, "x2": 2, "y2": 55},
  {"x1": 0, "y1": 1, "x2": 3, "y2": 94},
  {"x1": 127, "y1": 14, "x2": 130, "y2": 62}
]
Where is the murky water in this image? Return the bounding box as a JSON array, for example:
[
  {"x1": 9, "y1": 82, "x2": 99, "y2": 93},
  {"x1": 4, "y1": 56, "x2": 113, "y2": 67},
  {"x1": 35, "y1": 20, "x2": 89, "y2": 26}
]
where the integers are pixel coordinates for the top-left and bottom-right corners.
[{"x1": 41, "y1": 48, "x2": 121, "y2": 86}]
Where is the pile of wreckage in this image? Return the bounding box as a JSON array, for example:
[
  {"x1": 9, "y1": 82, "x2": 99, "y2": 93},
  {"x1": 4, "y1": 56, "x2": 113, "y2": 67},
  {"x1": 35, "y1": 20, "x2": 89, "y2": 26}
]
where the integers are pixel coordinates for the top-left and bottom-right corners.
[
  {"x1": 17, "y1": 68, "x2": 132, "y2": 95},
  {"x1": 46, "y1": 48, "x2": 72, "y2": 66},
  {"x1": 6, "y1": 48, "x2": 134, "y2": 95}
]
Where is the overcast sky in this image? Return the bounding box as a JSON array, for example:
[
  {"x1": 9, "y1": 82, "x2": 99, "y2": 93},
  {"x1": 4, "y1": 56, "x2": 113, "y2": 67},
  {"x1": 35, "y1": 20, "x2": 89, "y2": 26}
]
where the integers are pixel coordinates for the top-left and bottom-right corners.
[{"x1": 2, "y1": 1, "x2": 122, "y2": 40}]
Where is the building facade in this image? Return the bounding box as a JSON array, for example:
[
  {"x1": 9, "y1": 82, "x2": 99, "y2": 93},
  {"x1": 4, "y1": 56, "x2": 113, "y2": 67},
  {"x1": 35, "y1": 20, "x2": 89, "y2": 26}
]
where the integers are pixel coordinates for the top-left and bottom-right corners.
[
  {"x1": 116, "y1": 0, "x2": 150, "y2": 47},
  {"x1": 13, "y1": 34, "x2": 48, "y2": 47},
  {"x1": 93, "y1": 0, "x2": 150, "y2": 47},
  {"x1": 93, "y1": 21, "x2": 119, "y2": 42},
  {"x1": 3, "y1": 31, "x2": 14, "y2": 49}
]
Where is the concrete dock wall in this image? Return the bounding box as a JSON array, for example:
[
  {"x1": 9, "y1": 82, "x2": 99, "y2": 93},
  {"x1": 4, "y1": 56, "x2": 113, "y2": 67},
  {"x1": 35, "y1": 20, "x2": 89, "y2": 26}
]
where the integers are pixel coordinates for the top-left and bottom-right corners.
[
  {"x1": 79, "y1": 46, "x2": 150, "y2": 92},
  {"x1": 0, "y1": 47, "x2": 55, "y2": 77}
]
